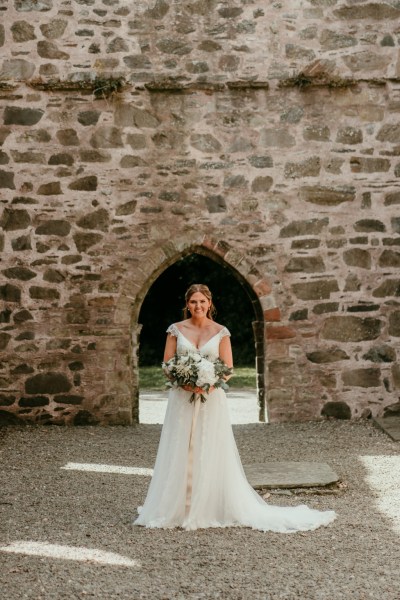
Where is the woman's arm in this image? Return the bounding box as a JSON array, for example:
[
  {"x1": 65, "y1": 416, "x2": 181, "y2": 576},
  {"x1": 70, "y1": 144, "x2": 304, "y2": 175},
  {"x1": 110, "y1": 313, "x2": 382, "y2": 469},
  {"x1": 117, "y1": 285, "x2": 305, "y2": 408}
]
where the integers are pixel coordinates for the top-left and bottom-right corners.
[
  {"x1": 163, "y1": 334, "x2": 177, "y2": 362},
  {"x1": 219, "y1": 335, "x2": 233, "y2": 379}
]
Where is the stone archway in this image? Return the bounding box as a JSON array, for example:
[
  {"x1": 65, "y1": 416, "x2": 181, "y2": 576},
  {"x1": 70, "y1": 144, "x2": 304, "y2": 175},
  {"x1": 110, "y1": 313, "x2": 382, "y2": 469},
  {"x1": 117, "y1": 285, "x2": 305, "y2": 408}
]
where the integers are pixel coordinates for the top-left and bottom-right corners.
[{"x1": 120, "y1": 235, "x2": 277, "y2": 424}]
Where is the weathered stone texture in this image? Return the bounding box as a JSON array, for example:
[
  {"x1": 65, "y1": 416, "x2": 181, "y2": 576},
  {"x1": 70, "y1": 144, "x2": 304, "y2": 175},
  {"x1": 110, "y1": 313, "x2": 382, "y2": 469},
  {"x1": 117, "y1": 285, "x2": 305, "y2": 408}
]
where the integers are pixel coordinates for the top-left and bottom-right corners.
[{"x1": 0, "y1": 0, "x2": 399, "y2": 425}]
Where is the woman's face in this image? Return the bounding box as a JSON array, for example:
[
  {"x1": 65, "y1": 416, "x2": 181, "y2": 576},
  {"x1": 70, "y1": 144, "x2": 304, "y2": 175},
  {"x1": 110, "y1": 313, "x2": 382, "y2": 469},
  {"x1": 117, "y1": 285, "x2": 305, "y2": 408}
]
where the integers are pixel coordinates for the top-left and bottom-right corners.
[{"x1": 187, "y1": 292, "x2": 211, "y2": 318}]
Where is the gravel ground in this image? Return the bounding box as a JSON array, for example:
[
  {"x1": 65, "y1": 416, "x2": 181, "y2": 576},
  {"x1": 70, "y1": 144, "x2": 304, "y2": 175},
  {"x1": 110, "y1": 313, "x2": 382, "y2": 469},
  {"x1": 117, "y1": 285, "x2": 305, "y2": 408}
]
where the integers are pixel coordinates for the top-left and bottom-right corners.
[{"x1": 0, "y1": 419, "x2": 399, "y2": 600}]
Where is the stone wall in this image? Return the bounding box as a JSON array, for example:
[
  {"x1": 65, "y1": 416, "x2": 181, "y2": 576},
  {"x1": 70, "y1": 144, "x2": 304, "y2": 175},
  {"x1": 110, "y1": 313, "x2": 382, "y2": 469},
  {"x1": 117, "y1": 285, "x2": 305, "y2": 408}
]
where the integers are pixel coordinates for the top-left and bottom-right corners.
[{"x1": 1, "y1": 0, "x2": 400, "y2": 425}]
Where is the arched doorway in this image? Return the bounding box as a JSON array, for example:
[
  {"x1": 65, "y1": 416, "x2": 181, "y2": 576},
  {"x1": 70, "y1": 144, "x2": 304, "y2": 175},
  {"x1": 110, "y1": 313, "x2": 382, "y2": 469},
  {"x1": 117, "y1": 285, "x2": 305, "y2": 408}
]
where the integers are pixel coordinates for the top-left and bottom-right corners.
[{"x1": 133, "y1": 248, "x2": 266, "y2": 423}]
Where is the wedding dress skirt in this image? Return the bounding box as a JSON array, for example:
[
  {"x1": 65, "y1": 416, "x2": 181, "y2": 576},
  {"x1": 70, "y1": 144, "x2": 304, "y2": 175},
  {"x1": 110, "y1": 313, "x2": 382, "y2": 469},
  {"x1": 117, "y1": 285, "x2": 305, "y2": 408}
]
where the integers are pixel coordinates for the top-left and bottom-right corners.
[{"x1": 134, "y1": 325, "x2": 336, "y2": 533}]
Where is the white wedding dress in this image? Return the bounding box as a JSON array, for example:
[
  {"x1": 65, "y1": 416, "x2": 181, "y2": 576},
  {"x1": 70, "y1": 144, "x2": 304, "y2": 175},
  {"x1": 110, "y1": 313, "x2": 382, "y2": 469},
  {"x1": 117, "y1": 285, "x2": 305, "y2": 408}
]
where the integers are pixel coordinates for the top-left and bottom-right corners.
[{"x1": 134, "y1": 324, "x2": 336, "y2": 532}]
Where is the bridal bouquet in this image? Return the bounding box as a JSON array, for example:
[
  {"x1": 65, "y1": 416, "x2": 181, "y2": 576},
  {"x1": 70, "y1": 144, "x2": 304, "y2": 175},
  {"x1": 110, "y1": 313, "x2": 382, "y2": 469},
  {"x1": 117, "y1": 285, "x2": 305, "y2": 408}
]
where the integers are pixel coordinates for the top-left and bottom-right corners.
[{"x1": 162, "y1": 352, "x2": 233, "y2": 403}]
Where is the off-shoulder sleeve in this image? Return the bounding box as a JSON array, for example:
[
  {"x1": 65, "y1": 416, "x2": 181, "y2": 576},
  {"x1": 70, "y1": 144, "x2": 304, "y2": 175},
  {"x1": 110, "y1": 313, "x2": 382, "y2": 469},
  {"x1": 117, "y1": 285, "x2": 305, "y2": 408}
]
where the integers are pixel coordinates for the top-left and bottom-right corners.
[
  {"x1": 220, "y1": 326, "x2": 231, "y2": 339},
  {"x1": 166, "y1": 323, "x2": 179, "y2": 338}
]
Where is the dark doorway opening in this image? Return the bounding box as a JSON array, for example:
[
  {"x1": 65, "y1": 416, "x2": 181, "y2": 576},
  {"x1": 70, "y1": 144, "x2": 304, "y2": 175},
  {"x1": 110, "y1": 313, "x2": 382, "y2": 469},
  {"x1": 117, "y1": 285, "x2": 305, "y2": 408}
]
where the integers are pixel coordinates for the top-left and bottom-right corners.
[
  {"x1": 137, "y1": 252, "x2": 265, "y2": 424},
  {"x1": 139, "y1": 253, "x2": 255, "y2": 367}
]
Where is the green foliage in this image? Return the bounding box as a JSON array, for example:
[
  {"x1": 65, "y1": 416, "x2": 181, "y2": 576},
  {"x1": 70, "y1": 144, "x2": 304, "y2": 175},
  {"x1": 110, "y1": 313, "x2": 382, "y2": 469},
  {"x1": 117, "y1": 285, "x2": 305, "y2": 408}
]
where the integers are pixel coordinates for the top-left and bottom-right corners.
[
  {"x1": 92, "y1": 76, "x2": 125, "y2": 99},
  {"x1": 139, "y1": 366, "x2": 256, "y2": 390}
]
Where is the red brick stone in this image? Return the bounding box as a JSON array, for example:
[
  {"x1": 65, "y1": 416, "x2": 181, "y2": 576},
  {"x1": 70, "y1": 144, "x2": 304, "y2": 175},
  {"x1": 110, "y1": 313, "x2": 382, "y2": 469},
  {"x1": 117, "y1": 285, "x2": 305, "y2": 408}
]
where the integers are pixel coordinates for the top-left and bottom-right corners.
[
  {"x1": 264, "y1": 307, "x2": 281, "y2": 322},
  {"x1": 266, "y1": 326, "x2": 296, "y2": 340}
]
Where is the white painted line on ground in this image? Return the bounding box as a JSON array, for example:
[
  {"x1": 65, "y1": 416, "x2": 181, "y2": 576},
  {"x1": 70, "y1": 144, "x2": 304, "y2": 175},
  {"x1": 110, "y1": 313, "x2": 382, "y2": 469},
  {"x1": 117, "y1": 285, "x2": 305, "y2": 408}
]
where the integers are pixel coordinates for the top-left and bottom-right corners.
[
  {"x1": 61, "y1": 462, "x2": 153, "y2": 476},
  {"x1": 0, "y1": 541, "x2": 139, "y2": 567},
  {"x1": 360, "y1": 455, "x2": 400, "y2": 533}
]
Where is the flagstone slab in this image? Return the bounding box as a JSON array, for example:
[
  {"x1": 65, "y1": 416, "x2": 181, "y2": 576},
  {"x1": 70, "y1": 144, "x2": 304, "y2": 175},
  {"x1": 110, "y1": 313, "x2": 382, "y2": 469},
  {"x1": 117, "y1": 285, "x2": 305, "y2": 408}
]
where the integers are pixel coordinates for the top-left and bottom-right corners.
[
  {"x1": 373, "y1": 417, "x2": 400, "y2": 442},
  {"x1": 243, "y1": 462, "x2": 339, "y2": 489}
]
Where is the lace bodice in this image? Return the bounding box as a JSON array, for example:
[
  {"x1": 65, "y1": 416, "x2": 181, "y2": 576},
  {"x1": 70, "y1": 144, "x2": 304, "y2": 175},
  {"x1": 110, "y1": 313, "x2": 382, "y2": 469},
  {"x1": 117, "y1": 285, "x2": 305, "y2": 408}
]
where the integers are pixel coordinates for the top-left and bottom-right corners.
[{"x1": 167, "y1": 323, "x2": 230, "y2": 360}]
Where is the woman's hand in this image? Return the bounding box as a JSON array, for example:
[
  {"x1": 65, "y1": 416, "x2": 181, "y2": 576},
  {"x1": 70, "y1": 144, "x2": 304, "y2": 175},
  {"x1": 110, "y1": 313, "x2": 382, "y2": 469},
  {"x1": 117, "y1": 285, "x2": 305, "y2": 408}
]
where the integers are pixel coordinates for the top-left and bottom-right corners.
[{"x1": 182, "y1": 385, "x2": 215, "y2": 394}]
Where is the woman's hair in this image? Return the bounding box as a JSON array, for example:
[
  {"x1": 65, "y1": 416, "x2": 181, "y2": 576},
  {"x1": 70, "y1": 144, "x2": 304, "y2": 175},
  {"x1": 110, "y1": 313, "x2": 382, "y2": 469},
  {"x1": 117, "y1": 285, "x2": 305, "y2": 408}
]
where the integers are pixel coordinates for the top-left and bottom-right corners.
[{"x1": 183, "y1": 284, "x2": 216, "y2": 320}]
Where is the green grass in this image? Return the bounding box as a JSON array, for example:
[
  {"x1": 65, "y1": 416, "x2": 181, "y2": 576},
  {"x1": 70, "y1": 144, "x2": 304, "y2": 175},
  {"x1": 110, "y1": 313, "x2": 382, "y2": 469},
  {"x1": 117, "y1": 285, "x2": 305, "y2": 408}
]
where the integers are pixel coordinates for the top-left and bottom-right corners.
[{"x1": 139, "y1": 366, "x2": 256, "y2": 390}]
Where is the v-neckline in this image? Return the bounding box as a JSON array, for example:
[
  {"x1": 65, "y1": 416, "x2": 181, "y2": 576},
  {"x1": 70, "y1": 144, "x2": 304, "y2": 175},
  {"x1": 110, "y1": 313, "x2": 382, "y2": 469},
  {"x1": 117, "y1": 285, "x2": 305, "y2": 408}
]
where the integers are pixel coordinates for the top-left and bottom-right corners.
[{"x1": 176, "y1": 326, "x2": 222, "y2": 350}]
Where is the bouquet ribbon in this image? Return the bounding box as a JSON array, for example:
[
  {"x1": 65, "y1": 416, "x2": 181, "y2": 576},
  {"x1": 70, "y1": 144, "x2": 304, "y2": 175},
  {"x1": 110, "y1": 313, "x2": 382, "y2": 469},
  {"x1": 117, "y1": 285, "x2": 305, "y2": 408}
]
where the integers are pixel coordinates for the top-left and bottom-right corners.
[{"x1": 185, "y1": 392, "x2": 202, "y2": 516}]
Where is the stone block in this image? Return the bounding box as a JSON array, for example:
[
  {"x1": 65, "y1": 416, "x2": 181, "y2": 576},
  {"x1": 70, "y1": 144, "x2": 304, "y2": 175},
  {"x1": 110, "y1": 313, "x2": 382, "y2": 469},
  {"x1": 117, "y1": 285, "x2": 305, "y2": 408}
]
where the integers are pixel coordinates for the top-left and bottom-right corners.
[
  {"x1": 372, "y1": 280, "x2": 400, "y2": 297},
  {"x1": 19, "y1": 396, "x2": 49, "y2": 407},
  {"x1": 56, "y1": 129, "x2": 79, "y2": 146},
  {"x1": 0, "y1": 332, "x2": 11, "y2": 350},
  {"x1": 116, "y1": 201, "x2": 137, "y2": 216},
  {"x1": 206, "y1": 195, "x2": 226, "y2": 213},
  {"x1": 285, "y1": 157, "x2": 320, "y2": 178},
  {"x1": 48, "y1": 153, "x2": 74, "y2": 166},
  {"x1": 29, "y1": 286, "x2": 60, "y2": 300},
  {"x1": 376, "y1": 123, "x2": 400, "y2": 143},
  {"x1": 343, "y1": 248, "x2": 371, "y2": 269},
  {"x1": 303, "y1": 125, "x2": 330, "y2": 141},
  {"x1": 37, "y1": 40, "x2": 69, "y2": 59},
  {"x1": 73, "y1": 232, "x2": 103, "y2": 252},
  {"x1": 77, "y1": 208, "x2": 109, "y2": 231},
  {"x1": 248, "y1": 155, "x2": 273, "y2": 168},
  {"x1": 280, "y1": 106, "x2": 304, "y2": 124},
  {"x1": 251, "y1": 176, "x2": 273, "y2": 192},
  {"x1": 307, "y1": 348, "x2": 349, "y2": 363},
  {"x1": 69, "y1": 176, "x2": 98, "y2": 191},
  {"x1": 299, "y1": 185, "x2": 355, "y2": 206},
  {"x1": 15, "y1": 0, "x2": 53, "y2": 10},
  {"x1": 43, "y1": 269, "x2": 65, "y2": 283},
  {"x1": 243, "y1": 462, "x2": 338, "y2": 489},
  {"x1": 354, "y1": 219, "x2": 386, "y2": 233},
  {"x1": 321, "y1": 401, "x2": 351, "y2": 420},
  {"x1": 0, "y1": 208, "x2": 30, "y2": 230},
  {"x1": 392, "y1": 218, "x2": 400, "y2": 234},
  {"x1": 114, "y1": 105, "x2": 160, "y2": 129},
  {"x1": 289, "y1": 309, "x2": 308, "y2": 321},
  {"x1": 384, "y1": 192, "x2": 400, "y2": 206},
  {"x1": 336, "y1": 127, "x2": 362, "y2": 144},
  {"x1": 321, "y1": 316, "x2": 382, "y2": 342},
  {"x1": 0, "y1": 395, "x2": 15, "y2": 406},
  {"x1": 284, "y1": 256, "x2": 325, "y2": 273},
  {"x1": 25, "y1": 372, "x2": 71, "y2": 394},
  {"x1": 54, "y1": 395, "x2": 83, "y2": 404},
  {"x1": 292, "y1": 280, "x2": 339, "y2": 300},
  {"x1": 120, "y1": 155, "x2": 146, "y2": 168},
  {"x1": 36, "y1": 220, "x2": 71, "y2": 236},
  {"x1": 3, "y1": 267, "x2": 36, "y2": 280},
  {"x1": 0, "y1": 283, "x2": 21, "y2": 302},
  {"x1": 1, "y1": 59, "x2": 35, "y2": 79},
  {"x1": 156, "y1": 38, "x2": 192, "y2": 55},
  {"x1": 79, "y1": 150, "x2": 111, "y2": 163},
  {"x1": 363, "y1": 345, "x2": 396, "y2": 363},
  {"x1": 343, "y1": 51, "x2": 390, "y2": 73},
  {"x1": 280, "y1": 218, "x2": 328, "y2": 238},
  {"x1": 39, "y1": 19, "x2": 67, "y2": 39},
  {"x1": 389, "y1": 311, "x2": 400, "y2": 337},
  {"x1": 350, "y1": 157, "x2": 390, "y2": 173},
  {"x1": 13, "y1": 309, "x2": 33, "y2": 322},
  {"x1": 0, "y1": 170, "x2": 15, "y2": 190},
  {"x1": 320, "y1": 29, "x2": 356, "y2": 50},
  {"x1": 342, "y1": 368, "x2": 381, "y2": 387},
  {"x1": 266, "y1": 326, "x2": 296, "y2": 340},
  {"x1": 90, "y1": 126, "x2": 123, "y2": 148},
  {"x1": 11, "y1": 20, "x2": 36, "y2": 42},
  {"x1": 261, "y1": 128, "x2": 295, "y2": 148},
  {"x1": 4, "y1": 106, "x2": 44, "y2": 126},
  {"x1": 291, "y1": 239, "x2": 320, "y2": 249},
  {"x1": 37, "y1": 181, "x2": 62, "y2": 195},
  {"x1": 313, "y1": 302, "x2": 339, "y2": 314},
  {"x1": 190, "y1": 134, "x2": 222, "y2": 153},
  {"x1": 379, "y1": 249, "x2": 400, "y2": 268}
]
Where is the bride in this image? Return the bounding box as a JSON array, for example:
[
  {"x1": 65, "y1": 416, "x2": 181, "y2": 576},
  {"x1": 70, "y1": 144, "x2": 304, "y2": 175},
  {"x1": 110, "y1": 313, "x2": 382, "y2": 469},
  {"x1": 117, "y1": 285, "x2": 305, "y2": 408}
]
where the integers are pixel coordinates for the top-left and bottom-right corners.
[{"x1": 134, "y1": 284, "x2": 336, "y2": 532}]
